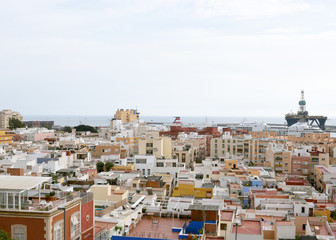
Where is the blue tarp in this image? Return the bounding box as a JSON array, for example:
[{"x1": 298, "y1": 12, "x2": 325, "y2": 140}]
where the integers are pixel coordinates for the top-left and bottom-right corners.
[{"x1": 185, "y1": 221, "x2": 203, "y2": 234}]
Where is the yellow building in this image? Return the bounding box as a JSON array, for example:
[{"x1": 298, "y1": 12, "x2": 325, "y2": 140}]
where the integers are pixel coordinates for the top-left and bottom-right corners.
[
  {"x1": 114, "y1": 109, "x2": 139, "y2": 122},
  {"x1": 314, "y1": 208, "x2": 333, "y2": 222},
  {"x1": 0, "y1": 130, "x2": 14, "y2": 145},
  {"x1": 0, "y1": 109, "x2": 23, "y2": 129},
  {"x1": 172, "y1": 180, "x2": 213, "y2": 198},
  {"x1": 111, "y1": 165, "x2": 134, "y2": 171},
  {"x1": 224, "y1": 159, "x2": 239, "y2": 170},
  {"x1": 138, "y1": 136, "x2": 172, "y2": 158}
]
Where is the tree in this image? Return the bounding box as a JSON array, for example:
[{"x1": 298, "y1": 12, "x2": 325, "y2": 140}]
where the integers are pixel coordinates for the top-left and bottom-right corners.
[
  {"x1": 105, "y1": 161, "x2": 114, "y2": 172},
  {"x1": 96, "y1": 161, "x2": 105, "y2": 173},
  {"x1": 62, "y1": 126, "x2": 72, "y2": 133},
  {"x1": 8, "y1": 118, "x2": 25, "y2": 130},
  {"x1": 0, "y1": 228, "x2": 11, "y2": 240},
  {"x1": 74, "y1": 124, "x2": 97, "y2": 133}
]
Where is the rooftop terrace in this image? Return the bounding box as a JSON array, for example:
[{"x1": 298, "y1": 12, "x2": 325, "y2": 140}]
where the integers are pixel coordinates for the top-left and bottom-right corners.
[{"x1": 128, "y1": 217, "x2": 186, "y2": 239}]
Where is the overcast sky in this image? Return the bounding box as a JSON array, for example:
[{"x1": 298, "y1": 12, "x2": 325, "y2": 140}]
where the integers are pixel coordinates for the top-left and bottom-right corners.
[{"x1": 1, "y1": 0, "x2": 336, "y2": 117}]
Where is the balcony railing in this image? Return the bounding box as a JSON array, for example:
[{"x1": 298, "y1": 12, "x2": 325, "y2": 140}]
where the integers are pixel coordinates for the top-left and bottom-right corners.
[{"x1": 0, "y1": 191, "x2": 82, "y2": 212}]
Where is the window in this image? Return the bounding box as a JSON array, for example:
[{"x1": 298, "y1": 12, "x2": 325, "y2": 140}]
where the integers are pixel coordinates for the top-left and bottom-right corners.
[
  {"x1": 147, "y1": 169, "x2": 150, "y2": 175},
  {"x1": 54, "y1": 221, "x2": 64, "y2": 240},
  {"x1": 133, "y1": 183, "x2": 137, "y2": 188},
  {"x1": 142, "y1": 169, "x2": 145, "y2": 176},
  {"x1": 12, "y1": 225, "x2": 27, "y2": 240},
  {"x1": 136, "y1": 158, "x2": 147, "y2": 164},
  {"x1": 182, "y1": 154, "x2": 186, "y2": 163},
  {"x1": 157, "y1": 162, "x2": 164, "y2": 167},
  {"x1": 301, "y1": 207, "x2": 305, "y2": 213},
  {"x1": 0, "y1": 192, "x2": 6, "y2": 208},
  {"x1": 195, "y1": 174, "x2": 203, "y2": 180},
  {"x1": 303, "y1": 224, "x2": 306, "y2": 230},
  {"x1": 71, "y1": 212, "x2": 80, "y2": 238},
  {"x1": 220, "y1": 224, "x2": 227, "y2": 230}
]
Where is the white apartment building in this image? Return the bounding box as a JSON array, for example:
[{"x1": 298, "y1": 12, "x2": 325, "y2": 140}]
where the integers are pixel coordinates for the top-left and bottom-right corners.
[{"x1": 131, "y1": 155, "x2": 156, "y2": 176}]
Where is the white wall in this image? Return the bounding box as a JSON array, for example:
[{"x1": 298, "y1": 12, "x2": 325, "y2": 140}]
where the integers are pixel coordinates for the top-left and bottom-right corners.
[
  {"x1": 276, "y1": 224, "x2": 296, "y2": 240},
  {"x1": 134, "y1": 155, "x2": 156, "y2": 176}
]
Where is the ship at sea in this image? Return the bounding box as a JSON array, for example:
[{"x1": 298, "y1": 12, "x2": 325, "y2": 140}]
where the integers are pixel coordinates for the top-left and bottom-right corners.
[{"x1": 285, "y1": 90, "x2": 327, "y2": 130}]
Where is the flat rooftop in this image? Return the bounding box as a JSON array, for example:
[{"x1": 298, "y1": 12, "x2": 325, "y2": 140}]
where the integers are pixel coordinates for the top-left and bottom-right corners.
[
  {"x1": 128, "y1": 217, "x2": 186, "y2": 239},
  {"x1": 308, "y1": 220, "x2": 332, "y2": 236},
  {"x1": 188, "y1": 204, "x2": 219, "y2": 211},
  {"x1": 232, "y1": 220, "x2": 262, "y2": 235},
  {"x1": 0, "y1": 176, "x2": 51, "y2": 191},
  {"x1": 277, "y1": 221, "x2": 293, "y2": 226},
  {"x1": 220, "y1": 210, "x2": 234, "y2": 221}
]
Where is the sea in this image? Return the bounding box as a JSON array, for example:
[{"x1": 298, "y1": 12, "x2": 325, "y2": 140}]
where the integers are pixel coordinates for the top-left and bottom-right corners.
[{"x1": 22, "y1": 115, "x2": 336, "y2": 127}]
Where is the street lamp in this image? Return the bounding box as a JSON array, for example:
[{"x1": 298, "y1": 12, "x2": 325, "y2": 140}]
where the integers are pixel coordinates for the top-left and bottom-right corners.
[
  {"x1": 233, "y1": 218, "x2": 240, "y2": 240},
  {"x1": 58, "y1": 206, "x2": 66, "y2": 240}
]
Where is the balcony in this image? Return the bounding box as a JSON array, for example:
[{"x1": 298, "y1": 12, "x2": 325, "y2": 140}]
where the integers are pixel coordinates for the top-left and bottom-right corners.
[
  {"x1": 0, "y1": 191, "x2": 82, "y2": 212},
  {"x1": 0, "y1": 176, "x2": 85, "y2": 213}
]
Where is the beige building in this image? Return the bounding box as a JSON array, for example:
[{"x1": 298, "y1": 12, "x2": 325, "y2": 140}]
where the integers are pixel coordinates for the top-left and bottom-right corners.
[
  {"x1": 210, "y1": 134, "x2": 244, "y2": 158},
  {"x1": 89, "y1": 185, "x2": 128, "y2": 203},
  {"x1": 114, "y1": 109, "x2": 139, "y2": 122},
  {"x1": 138, "y1": 136, "x2": 172, "y2": 158},
  {"x1": 91, "y1": 144, "x2": 122, "y2": 158},
  {"x1": 266, "y1": 143, "x2": 292, "y2": 174},
  {"x1": 245, "y1": 139, "x2": 269, "y2": 167},
  {"x1": 218, "y1": 210, "x2": 235, "y2": 240},
  {"x1": 0, "y1": 109, "x2": 23, "y2": 129},
  {"x1": 173, "y1": 143, "x2": 196, "y2": 169}
]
